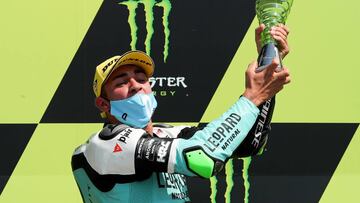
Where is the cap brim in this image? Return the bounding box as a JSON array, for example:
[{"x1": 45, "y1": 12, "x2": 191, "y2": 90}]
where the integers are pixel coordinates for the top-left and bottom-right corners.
[{"x1": 113, "y1": 50, "x2": 154, "y2": 78}]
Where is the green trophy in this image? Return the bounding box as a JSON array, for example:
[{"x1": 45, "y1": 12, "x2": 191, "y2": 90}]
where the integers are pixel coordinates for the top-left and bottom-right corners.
[{"x1": 256, "y1": 0, "x2": 293, "y2": 71}]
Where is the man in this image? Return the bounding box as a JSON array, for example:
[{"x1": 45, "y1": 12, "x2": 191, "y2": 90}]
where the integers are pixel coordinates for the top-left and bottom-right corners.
[{"x1": 72, "y1": 25, "x2": 290, "y2": 202}]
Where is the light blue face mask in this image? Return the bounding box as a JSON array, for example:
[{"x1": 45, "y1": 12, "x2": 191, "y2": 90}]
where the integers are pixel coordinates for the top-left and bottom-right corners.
[{"x1": 110, "y1": 93, "x2": 157, "y2": 128}]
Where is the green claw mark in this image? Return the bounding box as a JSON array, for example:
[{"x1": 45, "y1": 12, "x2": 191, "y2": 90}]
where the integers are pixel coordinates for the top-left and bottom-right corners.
[
  {"x1": 119, "y1": 0, "x2": 139, "y2": 51},
  {"x1": 242, "y1": 157, "x2": 252, "y2": 203},
  {"x1": 224, "y1": 159, "x2": 234, "y2": 203},
  {"x1": 156, "y1": 0, "x2": 171, "y2": 62},
  {"x1": 119, "y1": 0, "x2": 172, "y2": 62},
  {"x1": 210, "y1": 176, "x2": 217, "y2": 203},
  {"x1": 141, "y1": 0, "x2": 156, "y2": 56}
]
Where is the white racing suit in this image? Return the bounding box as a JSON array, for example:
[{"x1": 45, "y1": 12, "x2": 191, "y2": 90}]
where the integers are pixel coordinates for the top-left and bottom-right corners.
[{"x1": 71, "y1": 96, "x2": 274, "y2": 202}]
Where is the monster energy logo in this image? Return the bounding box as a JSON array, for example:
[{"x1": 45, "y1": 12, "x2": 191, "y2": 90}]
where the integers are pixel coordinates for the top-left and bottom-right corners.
[
  {"x1": 210, "y1": 158, "x2": 252, "y2": 203},
  {"x1": 119, "y1": 0, "x2": 172, "y2": 62}
]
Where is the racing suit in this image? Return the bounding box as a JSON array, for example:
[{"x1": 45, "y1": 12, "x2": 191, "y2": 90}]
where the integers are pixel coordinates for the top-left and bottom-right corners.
[{"x1": 71, "y1": 96, "x2": 273, "y2": 202}]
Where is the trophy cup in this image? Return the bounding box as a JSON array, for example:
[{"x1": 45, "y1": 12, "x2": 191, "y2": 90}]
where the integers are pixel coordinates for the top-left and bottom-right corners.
[{"x1": 256, "y1": 0, "x2": 293, "y2": 71}]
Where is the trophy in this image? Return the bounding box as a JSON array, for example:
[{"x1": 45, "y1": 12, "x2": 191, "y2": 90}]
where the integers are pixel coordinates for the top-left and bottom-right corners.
[{"x1": 256, "y1": 0, "x2": 293, "y2": 71}]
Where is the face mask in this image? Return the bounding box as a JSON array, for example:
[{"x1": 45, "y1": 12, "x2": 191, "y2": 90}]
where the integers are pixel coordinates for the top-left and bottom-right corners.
[{"x1": 110, "y1": 93, "x2": 157, "y2": 128}]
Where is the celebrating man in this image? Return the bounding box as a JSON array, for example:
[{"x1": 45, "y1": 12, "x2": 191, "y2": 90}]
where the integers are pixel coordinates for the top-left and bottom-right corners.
[{"x1": 71, "y1": 24, "x2": 291, "y2": 202}]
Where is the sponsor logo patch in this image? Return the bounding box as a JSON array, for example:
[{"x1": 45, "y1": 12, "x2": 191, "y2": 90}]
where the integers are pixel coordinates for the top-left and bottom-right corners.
[
  {"x1": 113, "y1": 143, "x2": 122, "y2": 153},
  {"x1": 157, "y1": 141, "x2": 171, "y2": 163}
]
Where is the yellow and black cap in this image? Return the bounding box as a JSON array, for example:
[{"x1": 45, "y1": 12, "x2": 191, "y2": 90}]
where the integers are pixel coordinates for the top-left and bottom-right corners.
[{"x1": 93, "y1": 50, "x2": 155, "y2": 97}]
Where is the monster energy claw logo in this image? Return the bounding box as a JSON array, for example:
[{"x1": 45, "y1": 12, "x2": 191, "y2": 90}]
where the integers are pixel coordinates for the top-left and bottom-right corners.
[
  {"x1": 210, "y1": 158, "x2": 252, "y2": 203},
  {"x1": 119, "y1": 0, "x2": 172, "y2": 62}
]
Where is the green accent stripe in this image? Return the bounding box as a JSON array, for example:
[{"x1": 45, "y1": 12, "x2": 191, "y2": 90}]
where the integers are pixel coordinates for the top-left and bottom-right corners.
[
  {"x1": 156, "y1": 0, "x2": 172, "y2": 62},
  {"x1": 224, "y1": 159, "x2": 234, "y2": 203},
  {"x1": 119, "y1": 1, "x2": 139, "y2": 51},
  {"x1": 210, "y1": 176, "x2": 218, "y2": 203},
  {"x1": 142, "y1": 0, "x2": 156, "y2": 56},
  {"x1": 242, "y1": 157, "x2": 252, "y2": 203}
]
